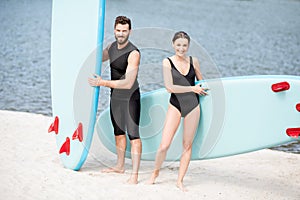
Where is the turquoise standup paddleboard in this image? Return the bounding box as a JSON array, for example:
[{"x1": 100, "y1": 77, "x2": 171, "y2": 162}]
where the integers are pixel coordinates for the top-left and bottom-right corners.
[
  {"x1": 49, "y1": 0, "x2": 106, "y2": 170},
  {"x1": 96, "y1": 75, "x2": 300, "y2": 160}
]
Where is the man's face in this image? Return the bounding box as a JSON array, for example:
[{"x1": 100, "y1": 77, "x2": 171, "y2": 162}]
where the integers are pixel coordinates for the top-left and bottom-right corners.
[{"x1": 114, "y1": 23, "x2": 131, "y2": 45}]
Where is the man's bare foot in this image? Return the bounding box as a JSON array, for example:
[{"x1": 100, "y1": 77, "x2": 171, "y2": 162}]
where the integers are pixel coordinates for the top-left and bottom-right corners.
[
  {"x1": 127, "y1": 174, "x2": 138, "y2": 185},
  {"x1": 176, "y1": 182, "x2": 188, "y2": 192},
  {"x1": 147, "y1": 170, "x2": 159, "y2": 184},
  {"x1": 101, "y1": 166, "x2": 124, "y2": 173}
]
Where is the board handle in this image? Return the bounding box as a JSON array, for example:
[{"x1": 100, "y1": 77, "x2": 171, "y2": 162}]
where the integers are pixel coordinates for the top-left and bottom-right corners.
[
  {"x1": 271, "y1": 81, "x2": 290, "y2": 92},
  {"x1": 296, "y1": 103, "x2": 300, "y2": 112},
  {"x1": 286, "y1": 128, "x2": 300, "y2": 138}
]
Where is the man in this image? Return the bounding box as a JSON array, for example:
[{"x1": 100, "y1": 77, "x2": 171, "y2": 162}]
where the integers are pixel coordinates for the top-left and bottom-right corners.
[{"x1": 88, "y1": 16, "x2": 142, "y2": 184}]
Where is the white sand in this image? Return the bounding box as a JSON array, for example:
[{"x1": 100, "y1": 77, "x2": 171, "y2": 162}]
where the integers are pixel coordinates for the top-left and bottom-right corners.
[{"x1": 0, "y1": 110, "x2": 299, "y2": 200}]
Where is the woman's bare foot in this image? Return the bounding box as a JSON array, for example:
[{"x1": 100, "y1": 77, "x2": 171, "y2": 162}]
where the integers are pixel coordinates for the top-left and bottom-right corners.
[
  {"x1": 101, "y1": 166, "x2": 125, "y2": 173},
  {"x1": 147, "y1": 170, "x2": 159, "y2": 184},
  {"x1": 176, "y1": 181, "x2": 188, "y2": 192}
]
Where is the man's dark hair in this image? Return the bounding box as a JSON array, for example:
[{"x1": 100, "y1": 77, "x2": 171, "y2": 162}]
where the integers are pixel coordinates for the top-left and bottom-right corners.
[{"x1": 114, "y1": 16, "x2": 131, "y2": 30}]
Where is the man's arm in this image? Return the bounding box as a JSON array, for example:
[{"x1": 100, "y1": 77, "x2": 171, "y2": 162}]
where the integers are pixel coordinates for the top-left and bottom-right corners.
[{"x1": 89, "y1": 50, "x2": 140, "y2": 89}]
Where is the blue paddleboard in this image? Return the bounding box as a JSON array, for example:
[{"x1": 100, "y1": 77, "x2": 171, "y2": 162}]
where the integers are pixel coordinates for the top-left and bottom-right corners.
[
  {"x1": 96, "y1": 75, "x2": 300, "y2": 160},
  {"x1": 49, "y1": 0, "x2": 106, "y2": 170}
]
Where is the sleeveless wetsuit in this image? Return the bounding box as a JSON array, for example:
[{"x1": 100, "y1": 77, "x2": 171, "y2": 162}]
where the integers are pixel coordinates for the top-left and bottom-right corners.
[
  {"x1": 108, "y1": 41, "x2": 140, "y2": 140},
  {"x1": 168, "y1": 56, "x2": 199, "y2": 117}
]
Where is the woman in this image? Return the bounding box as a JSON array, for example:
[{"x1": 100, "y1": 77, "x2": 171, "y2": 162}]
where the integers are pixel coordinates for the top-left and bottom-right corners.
[{"x1": 148, "y1": 31, "x2": 207, "y2": 191}]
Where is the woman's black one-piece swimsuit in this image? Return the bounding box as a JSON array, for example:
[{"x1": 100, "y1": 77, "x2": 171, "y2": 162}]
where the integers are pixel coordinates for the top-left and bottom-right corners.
[{"x1": 167, "y1": 56, "x2": 199, "y2": 117}]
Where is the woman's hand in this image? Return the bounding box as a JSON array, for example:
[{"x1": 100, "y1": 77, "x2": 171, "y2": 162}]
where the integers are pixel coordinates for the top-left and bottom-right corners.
[
  {"x1": 192, "y1": 85, "x2": 208, "y2": 95},
  {"x1": 88, "y1": 74, "x2": 104, "y2": 87}
]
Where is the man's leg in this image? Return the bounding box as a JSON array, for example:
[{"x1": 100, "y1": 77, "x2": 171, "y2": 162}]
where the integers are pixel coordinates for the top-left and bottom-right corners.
[
  {"x1": 127, "y1": 138, "x2": 142, "y2": 184},
  {"x1": 102, "y1": 135, "x2": 126, "y2": 173},
  {"x1": 127, "y1": 95, "x2": 142, "y2": 184},
  {"x1": 103, "y1": 99, "x2": 126, "y2": 173}
]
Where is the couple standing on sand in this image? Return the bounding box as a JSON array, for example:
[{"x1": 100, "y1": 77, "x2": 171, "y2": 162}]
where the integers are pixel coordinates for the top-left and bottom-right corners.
[{"x1": 88, "y1": 16, "x2": 208, "y2": 192}]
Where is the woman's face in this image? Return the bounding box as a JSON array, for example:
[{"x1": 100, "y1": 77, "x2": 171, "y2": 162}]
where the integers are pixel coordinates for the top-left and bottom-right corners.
[{"x1": 172, "y1": 38, "x2": 189, "y2": 57}]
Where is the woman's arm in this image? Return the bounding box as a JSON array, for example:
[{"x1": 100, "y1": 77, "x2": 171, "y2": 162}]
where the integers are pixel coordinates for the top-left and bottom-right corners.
[
  {"x1": 192, "y1": 57, "x2": 203, "y2": 81},
  {"x1": 163, "y1": 58, "x2": 191, "y2": 93},
  {"x1": 163, "y1": 58, "x2": 205, "y2": 94}
]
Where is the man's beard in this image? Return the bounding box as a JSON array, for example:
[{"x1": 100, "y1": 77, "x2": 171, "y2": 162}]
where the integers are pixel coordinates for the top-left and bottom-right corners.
[{"x1": 115, "y1": 35, "x2": 129, "y2": 45}]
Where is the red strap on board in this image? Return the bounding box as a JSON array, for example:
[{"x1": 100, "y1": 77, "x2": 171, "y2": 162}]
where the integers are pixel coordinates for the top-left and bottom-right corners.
[
  {"x1": 271, "y1": 82, "x2": 290, "y2": 92},
  {"x1": 286, "y1": 128, "x2": 300, "y2": 138},
  {"x1": 296, "y1": 103, "x2": 300, "y2": 112}
]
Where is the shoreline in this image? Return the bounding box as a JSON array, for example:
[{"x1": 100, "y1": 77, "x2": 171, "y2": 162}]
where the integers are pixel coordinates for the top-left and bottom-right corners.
[{"x1": 1, "y1": 110, "x2": 299, "y2": 199}]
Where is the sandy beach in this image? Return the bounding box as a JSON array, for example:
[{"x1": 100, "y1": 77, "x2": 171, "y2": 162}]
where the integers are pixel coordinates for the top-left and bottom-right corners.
[{"x1": 0, "y1": 110, "x2": 299, "y2": 200}]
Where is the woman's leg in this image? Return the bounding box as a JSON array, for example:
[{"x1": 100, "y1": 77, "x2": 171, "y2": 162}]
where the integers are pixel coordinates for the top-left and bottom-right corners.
[
  {"x1": 148, "y1": 105, "x2": 181, "y2": 184},
  {"x1": 177, "y1": 106, "x2": 200, "y2": 191}
]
